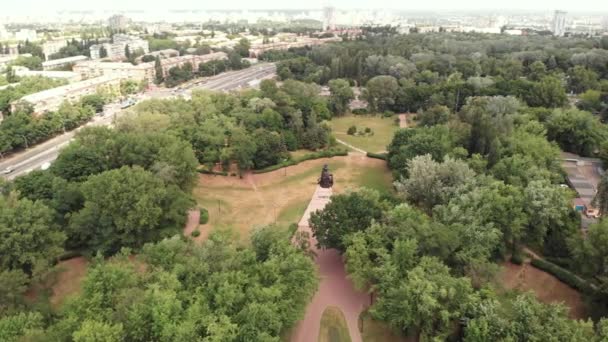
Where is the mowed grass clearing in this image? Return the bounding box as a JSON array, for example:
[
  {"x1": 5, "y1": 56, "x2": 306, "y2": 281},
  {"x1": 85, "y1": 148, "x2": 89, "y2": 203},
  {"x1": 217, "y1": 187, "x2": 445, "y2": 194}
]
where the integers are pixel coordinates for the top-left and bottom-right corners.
[
  {"x1": 330, "y1": 115, "x2": 398, "y2": 153},
  {"x1": 318, "y1": 306, "x2": 352, "y2": 342},
  {"x1": 192, "y1": 154, "x2": 393, "y2": 242}
]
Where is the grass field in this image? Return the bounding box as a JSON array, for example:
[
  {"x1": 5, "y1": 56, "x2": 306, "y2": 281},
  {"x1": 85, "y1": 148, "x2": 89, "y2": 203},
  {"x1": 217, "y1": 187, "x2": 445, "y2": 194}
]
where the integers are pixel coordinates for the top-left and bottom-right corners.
[
  {"x1": 330, "y1": 115, "x2": 398, "y2": 153},
  {"x1": 359, "y1": 312, "x2": 412, "y2": 342},
  {"x1": 192, "y1": 154, "x2": 393, "y2": 242},
  {"x1": 318, "y1": 306, "x2": 352, "y2": 342}
]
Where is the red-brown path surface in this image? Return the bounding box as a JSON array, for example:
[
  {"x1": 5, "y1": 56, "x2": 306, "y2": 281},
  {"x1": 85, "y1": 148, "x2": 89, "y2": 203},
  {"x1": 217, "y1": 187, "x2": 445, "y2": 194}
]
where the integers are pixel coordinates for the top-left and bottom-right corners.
[{"x1": 291, "y1": 186, "x2": 371, "y2": 342}]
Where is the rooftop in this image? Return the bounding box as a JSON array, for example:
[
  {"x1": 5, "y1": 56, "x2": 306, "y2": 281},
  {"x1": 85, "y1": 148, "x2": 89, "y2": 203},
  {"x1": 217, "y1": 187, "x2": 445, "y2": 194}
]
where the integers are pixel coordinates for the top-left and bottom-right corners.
[
  {"x1": 42, "y1": 55, "x2": 88, "y2": 67},
  {"x1": 19, "y1": 75, "x2": 119, "y2": 103}
]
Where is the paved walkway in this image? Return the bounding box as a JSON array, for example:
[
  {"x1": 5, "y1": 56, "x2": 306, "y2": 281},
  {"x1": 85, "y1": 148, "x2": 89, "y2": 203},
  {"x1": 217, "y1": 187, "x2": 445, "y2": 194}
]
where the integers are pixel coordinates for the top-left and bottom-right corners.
[
  {"x1": 291, "y1": 186, "x2": 370, "y2": 342},
  {"x1": 398, "y1": 113, "x2": 408, "y2": 128}
]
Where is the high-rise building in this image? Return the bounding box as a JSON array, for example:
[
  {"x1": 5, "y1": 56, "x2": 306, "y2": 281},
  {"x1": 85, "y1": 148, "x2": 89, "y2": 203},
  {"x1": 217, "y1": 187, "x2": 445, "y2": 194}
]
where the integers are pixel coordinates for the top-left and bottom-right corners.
[
  {"x1": 0, "y1": 24, "x2": 9, "y2": 41},
  {"x1": 602, "y1": 16, "x2": 608, "y2": 32},
  {"x1": 108, "y1": 15, "x2": 131, "y2": 30},
  {"x1": 552, "y1": 10, "x2": 567, "y2": 37},
  {"x1": 323, "y1": 6, "x2": 336, "y2": 31}
]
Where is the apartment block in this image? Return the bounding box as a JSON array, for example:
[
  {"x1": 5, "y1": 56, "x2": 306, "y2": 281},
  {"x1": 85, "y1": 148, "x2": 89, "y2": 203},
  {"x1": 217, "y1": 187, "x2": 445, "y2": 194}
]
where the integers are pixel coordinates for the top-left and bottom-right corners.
[
  {"x1": 42, "y1": 55, "x2": 88, "y2": 70},
  {"x1": 90, "y1": 34, "x2": 149, "y2": 60},
  {"x1": 13, "y1": 76, "x2": 121, "y2": 114}
]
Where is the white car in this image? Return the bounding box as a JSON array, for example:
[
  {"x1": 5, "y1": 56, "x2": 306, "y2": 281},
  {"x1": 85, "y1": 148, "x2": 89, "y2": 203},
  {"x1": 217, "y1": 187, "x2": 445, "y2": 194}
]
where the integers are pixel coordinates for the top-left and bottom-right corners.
[
  {"x1": 41, "y1": 162, "x2": 51, "y2": 171},
  {"x1": 1, "y1": 167, "x2": 13, "y2": 174}
]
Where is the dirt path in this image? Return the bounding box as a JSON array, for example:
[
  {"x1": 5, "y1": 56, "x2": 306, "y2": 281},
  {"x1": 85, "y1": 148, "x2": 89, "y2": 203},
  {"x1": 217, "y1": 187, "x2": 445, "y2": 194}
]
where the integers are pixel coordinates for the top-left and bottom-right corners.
[
  {"x1": 291, "y1": 186, "x2": 370, "y2": 342},
  {"x1": 335, "y1": 138, "x2": 367, "y2": 154},
  {"x1": 398, "y1": 114, "x2": 408, "y2": 128}
]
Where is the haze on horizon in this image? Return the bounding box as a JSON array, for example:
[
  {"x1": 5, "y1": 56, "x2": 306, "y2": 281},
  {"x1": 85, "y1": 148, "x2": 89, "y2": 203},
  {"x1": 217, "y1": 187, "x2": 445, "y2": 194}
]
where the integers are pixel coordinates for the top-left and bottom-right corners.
[{"x1": 2, "y1": 0, "x2": 608, "y2": 14}]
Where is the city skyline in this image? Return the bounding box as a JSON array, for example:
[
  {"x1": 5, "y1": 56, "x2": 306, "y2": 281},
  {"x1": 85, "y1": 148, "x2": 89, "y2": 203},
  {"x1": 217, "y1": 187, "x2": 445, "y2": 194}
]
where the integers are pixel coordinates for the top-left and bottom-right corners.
[{"x1": 1, "y1": 0, "x2": 608, "y2": 15}]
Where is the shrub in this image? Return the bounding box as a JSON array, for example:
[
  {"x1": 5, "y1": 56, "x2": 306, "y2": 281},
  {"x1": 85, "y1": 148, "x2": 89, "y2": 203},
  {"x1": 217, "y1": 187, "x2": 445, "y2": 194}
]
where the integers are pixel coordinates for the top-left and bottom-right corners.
[
  {"x1": 366, "y1": 152, "x2": 387, "y2": 160},
  {"x1": 347, "y1": 126, "x2": 357, "y2": 135},
  {"x1": 199, "y1": 208, "x2": 209, "y2": 224},
  {"x1": 352, "y1": 108, "x2": 368, "y2": 115},
  {"x1": 531, "y1": 258, "x2": 595, "y2": 294},
  {"x1": 253, "y1": 147, "x2": 348, "y2": 174},
  {"x1": 382, "y1": 110, "x2": 395, "y2": 118},
  {"x1": 364, "y1": 127, "x2": 372, "y2": 134},
  {"x1": 197, "y1": 168, "x2": 228, "y2": 176},
  {"x1": 191, "y1": 229, "x2": 201, "y2": 237}
]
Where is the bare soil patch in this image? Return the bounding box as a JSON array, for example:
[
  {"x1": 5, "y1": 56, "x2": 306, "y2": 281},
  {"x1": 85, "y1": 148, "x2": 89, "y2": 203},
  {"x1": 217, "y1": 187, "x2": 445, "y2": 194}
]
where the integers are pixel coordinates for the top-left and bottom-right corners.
[
  {"x1": 50, "y1": 256, "x2": 89, "y2": 308},
  {"x1": 498, "y1": 261, "x2": 588, "y2": 319}
]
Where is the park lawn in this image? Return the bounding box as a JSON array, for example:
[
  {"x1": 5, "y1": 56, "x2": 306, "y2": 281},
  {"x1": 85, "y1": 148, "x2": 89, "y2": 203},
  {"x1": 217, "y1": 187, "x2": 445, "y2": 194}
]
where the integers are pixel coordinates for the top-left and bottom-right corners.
[
  {"x1": 330, "y1": 115, "x2": 398, "y2": 153},
  {"x1": 192, "y1": 154, "x2": 392, "y2": 242},
  {"x1": 318, "y1": 306, "x2": 352, "y2": 342}
]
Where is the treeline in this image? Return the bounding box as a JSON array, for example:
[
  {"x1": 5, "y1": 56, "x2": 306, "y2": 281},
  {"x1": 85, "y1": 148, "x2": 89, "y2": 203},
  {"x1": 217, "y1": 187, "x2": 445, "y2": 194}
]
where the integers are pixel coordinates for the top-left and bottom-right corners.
[
  {"x1": 127, "y1": 79, "x2": 333, "y2": 171},
  {"x1": 48, "y1": 38, "x2": 103, "y2": 60},
  {"x1": 0, "y1": 80, "x2": 140, "y2": 157},
  {"x1": 160, "y1": 52, "x2": 249, "y2": 88},
  {"x1": 271, "y1": 33, "x2": 608, "y2": 114}
]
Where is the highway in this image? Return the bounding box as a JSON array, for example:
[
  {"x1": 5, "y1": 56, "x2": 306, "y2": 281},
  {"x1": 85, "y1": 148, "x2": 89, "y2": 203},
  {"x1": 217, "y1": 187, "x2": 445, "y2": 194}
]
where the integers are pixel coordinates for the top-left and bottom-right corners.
[{"x1": 0, "y1": 63, "x2": 276, "y2": 181}]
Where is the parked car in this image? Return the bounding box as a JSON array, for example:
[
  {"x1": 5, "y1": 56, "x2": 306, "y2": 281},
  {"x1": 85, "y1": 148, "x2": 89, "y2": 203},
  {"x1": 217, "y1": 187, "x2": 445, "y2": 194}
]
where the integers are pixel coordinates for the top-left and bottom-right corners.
[{"x1": 1, "y1": 166, "x2": 13, "y2": 174}]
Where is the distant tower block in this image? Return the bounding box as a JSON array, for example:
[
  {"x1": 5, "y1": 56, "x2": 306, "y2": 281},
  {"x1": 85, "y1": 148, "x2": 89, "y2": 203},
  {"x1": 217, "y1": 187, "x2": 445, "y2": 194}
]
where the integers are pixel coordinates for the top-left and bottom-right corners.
[
  {"x1": 323, "y1": 6, "x2": 336, "y2": 31},
  {"x1": 552, "y1": 10, "x2": 567, "y2": 37}
]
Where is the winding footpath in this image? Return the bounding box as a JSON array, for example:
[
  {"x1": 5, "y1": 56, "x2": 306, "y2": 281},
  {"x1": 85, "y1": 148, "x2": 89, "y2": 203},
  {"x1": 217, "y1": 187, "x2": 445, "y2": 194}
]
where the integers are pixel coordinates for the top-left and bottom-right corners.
[{"x1": 291, "y1": 186, "x2": 370, "y2": 342}]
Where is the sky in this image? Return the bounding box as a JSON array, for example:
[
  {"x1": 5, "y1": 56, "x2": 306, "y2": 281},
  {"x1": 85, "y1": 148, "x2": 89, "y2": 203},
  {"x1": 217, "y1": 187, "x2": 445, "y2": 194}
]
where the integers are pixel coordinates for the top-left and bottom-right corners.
[{"x1": 3, "y1": 0, "x2": 608, "y2": 13}]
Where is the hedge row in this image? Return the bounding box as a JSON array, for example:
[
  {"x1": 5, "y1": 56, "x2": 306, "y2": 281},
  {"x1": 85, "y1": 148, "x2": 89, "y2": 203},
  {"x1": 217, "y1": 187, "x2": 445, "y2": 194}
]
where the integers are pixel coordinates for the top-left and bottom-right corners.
[
  {"x1": 366, "y1": 152, "x2": 387, "y2": 160},
  {"x1": 531, "y1": 258, "x2": 596, "y2": 295},
  {"x1": 253, "y1": 148, "x2": 348, "y2": 174},
  {"x1": 197, "y1": 169, "x2": 228, "y2": 176}
]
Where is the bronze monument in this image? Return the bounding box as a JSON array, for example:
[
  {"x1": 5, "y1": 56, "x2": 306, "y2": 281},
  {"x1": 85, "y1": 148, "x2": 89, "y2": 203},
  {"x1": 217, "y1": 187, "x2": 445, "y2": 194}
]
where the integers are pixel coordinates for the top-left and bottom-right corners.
[{"x1": 318, "y1": 164, "x2": 334, "y2": 188}]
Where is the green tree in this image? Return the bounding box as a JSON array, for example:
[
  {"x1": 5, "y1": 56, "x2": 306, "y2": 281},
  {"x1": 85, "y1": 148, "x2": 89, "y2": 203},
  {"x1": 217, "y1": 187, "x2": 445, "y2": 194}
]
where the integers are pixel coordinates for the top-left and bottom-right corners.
[
  {"x1": 73, "y1": 320, "x2": 124, "y2": 342},
  {"x1": 372, "y1": 257, "x2": 473, "y2": 340},
  {"x1": 527, "y1": 76, "x2": 568, "y2": 108},
  {"x1": 68, "y1": 166, "x2": 191, "y2": 254},
  {"x1": 0, "y1": 192, "x2": 65, "y2": 274},
  {"x1": 568, "y1": 66, "x2": 599, "y2": 94},
  {"x1": 363, "y1": 75, "x2": 399, "y2": 112},
  {"x1": 418, "y1": 105, "x2": 450, "y2": 126},
  {"x1": 328, "y1": 78, "x2": 354, "y2": 115},
  {"x1": 234, "y1": 38, "x2": 251, "y2": 57},
  {"x1": 154, "y1": 56, "x2": 164, "y2": 84},
  {"x1": 309, "y1": 188, "x2": 383, "y2": 251}
]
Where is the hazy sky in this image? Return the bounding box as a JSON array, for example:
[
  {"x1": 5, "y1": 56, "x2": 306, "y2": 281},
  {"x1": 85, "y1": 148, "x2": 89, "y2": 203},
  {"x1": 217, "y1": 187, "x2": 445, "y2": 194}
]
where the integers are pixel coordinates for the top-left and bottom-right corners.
[{"x1": 4, "y1": 0, "x2": 608, "y2": 13}]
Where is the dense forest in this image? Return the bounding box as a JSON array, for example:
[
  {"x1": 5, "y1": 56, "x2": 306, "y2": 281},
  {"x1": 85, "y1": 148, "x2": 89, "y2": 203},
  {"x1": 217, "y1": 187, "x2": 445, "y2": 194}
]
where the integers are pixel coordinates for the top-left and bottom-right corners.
[{"x1": 2, "y1": 31, "x2": 608, "y2": 340}]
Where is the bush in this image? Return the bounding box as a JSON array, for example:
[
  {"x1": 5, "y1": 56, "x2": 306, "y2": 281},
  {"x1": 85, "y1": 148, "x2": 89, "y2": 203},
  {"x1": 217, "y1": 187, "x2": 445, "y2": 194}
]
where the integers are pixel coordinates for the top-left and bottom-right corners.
[
  {"x1": 253, "y1": 147, "x2": 348, "y2": 174},
  {"x1": 352, "y1": 108, "x2": 368, "y2": 115},
  {"x1": 382, "y1": 110, "x2": 395, "y2": 118},
  {"x1": 531, "y1": 258, "x2": 595, "y2": 294},
  {"x1": 199, "y1": 208, "x2": 209, "y2": 224},
  {"x1": 191, "y1": 229, "x2": 201, "y2": 237},
  {"x1": 364, "y1": 127, "x2": 372, "y2": 134},
  {"x1": 366, "y1": 152, "x2": 387, "y2": 160},
  {"x1": 197, "y1": 168, "x2": 228, "y2": 176},
  {"x1": 347, "y1": 126, "x2": 357, "y2": 135}
]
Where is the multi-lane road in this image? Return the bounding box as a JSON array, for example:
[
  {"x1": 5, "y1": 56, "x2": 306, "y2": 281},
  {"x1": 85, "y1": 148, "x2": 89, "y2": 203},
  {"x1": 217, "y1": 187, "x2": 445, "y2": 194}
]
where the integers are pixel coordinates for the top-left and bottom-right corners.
[{"x1": 0, "y1": 63, "x2": 276, "y2": 180}]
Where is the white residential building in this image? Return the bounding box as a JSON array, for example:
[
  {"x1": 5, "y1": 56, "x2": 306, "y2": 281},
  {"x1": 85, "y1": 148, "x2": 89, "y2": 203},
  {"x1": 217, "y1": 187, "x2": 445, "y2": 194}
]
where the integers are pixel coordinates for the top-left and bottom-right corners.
[
  {"x1": 42, "y1": 55, "x2": 88, "y2": 70},
  {"x1": 13, "y1": 75, "x2": 121, "y2": 114},
  {"x1": 12, "y1": 66, "x2": 81, "y2": 82},
  {"x1": 42, "y1": 40, "x2": 68, "y2": 60},
  {"x1": 15, "y1": 29, "x2": 38, "y2": 42},
  {"x1": 89, "y1": 34, "x2": 149, "y2": 60}
]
